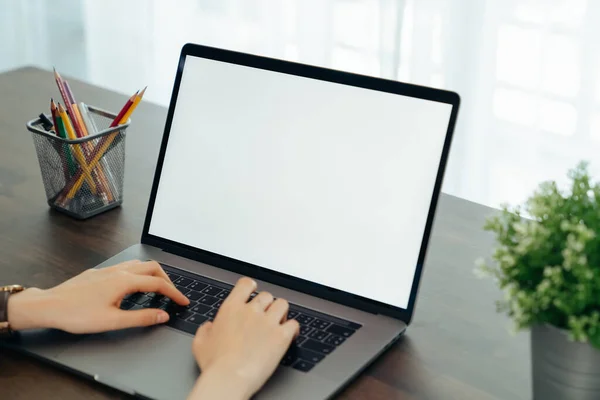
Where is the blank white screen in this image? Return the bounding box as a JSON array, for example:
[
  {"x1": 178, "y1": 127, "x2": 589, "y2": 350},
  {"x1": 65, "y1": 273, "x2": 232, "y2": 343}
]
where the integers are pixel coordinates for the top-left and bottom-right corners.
[{"x1": 149, "y1": 56, "x2": 452, "y2": 309}]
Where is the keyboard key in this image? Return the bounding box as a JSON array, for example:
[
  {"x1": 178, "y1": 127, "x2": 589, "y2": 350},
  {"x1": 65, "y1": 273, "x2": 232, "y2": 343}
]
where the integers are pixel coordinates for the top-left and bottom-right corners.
[
  {"x1": 246, "y1": 292, "x2": 258, "y2": 303},
  {"x1": 198, "y1": 295, "x2": 218, "y2": 306},
  {"x1": 214, "y1": 299, "x2": 224, "y2": 309},
  {"x1": 120, "y1": 300, "x2": 134, "y2": 310},
  {"x1": 299, "y1": 325, "x2": 314, "y2": 336},
  {"x1": 165, "y1": 303, "x2": 187, "y2": 316},
  {"x1": 216, "y1": 290, "x2": 230, "y2": 300},
  {"x1": 309, "y1": 318, "x2": 331, "y2": 331},
  {"x1": 185, "y1": 290, "x2": 204, "y2": 301},
  {"x1": 191, "y1": 304, "x2": 212, "y2": 315},
  {"x1": 202, "y1": 286, "x2": 223, "y2": 296},
  {"x1": 174, "y1": 277, "x2": 193, "y2": 287},
  {"x1": 160, "y1": 296, "x2": 171, "y2": 303},
  {"x1": 295, "y1": 336, "x2": 307, "y2": 347},
  {"x1": 144, "y1": 292, "x2": 157, "y2": 299},
  {"x1": 295, "y1": 314, "x2": 314, "y2": 325},
  {"x1": 186, "y1": 301, "x2": 198, "y2": 310},
  {"x1": 308, "y1": 329, "x2": 330, "y2": 341},
  {"x1": 175, "y1": 285, "x2": 190, "y2": 295},
  {"x1": 324, "y1": 334, "x2": 346, "y2": 347},
  {"x1": 281, "y1": 352, "x2": 296, "y2": 366},
  {"x1": 126, "y1": 293, "x2": 142, "y2": 303},
  {"x1": 188, "y1": 281, "x2": 208, "y2": 291},
  {"x1": 132, "y1": 295, "x2": 151, "y2": 305},
  {"x1": 301, "y1": 339, "x2": 334, "y2": 355},
  {"x1": 166, "y1": 273, "x2": 180, "y2": 281},
  {"x1": 206, "y1": 309, "x2": 218, "y2": 318},
  {"x1": 145, "y1": 297, "x2": 164, "y2": 309},
  {"x1": 130, "y1": 304, "x2": 144, "y2": 311},
  {"x1": 152, "y1": 294, "x2": 165, "y2": 302},
  {"x1": 167, "y1": 319, "x2": 198, "y2": 335},
  {"x1": 292, "y1": 360, "x2": 315, "y2": 372},
  {"x1": 176, "y1": 310, "x2": 195, "y2": 320},
  {"x1": 325, "y1": 324, "x2": 356, "y2": 338},
  {"x1": 287, "y1": 310, "x2": 298, "y2": 320},
  {"x1": 188, "y1": 314, "x2": 209, "y2": 325},
  {"x1": 297, "y1": 348, "x2": 325, "y2": 364}
]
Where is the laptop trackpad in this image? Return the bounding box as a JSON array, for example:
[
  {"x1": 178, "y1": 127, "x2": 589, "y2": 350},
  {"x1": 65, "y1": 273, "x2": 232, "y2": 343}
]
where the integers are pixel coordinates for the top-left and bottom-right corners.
[{"x1": 56, "y1": 326, "x2": 198, "y2": 400}]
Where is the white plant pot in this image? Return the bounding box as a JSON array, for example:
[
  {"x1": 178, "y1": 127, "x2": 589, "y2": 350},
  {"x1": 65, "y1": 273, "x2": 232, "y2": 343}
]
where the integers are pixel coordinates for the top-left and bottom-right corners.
[{"x1": 532, "y1": 324, "x2": 600, "y2": 399}]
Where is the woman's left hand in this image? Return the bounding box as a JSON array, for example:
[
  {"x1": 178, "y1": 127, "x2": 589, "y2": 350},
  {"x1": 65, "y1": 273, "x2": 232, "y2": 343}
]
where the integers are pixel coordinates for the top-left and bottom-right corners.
[{"x1": 7, "y1": 260, "x2": 189, "y2": 333}]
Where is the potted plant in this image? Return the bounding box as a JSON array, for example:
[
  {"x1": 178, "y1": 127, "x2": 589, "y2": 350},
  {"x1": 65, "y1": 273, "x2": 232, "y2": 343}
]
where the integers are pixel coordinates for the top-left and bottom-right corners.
[{"x1": 477, "y1": 162, "x2": 600, "y2": 400}]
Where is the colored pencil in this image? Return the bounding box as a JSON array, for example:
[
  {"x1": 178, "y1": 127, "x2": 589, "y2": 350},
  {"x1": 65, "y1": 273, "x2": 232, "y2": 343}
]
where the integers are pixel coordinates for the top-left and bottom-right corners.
[
  {"x1": 58, "y1": 103, "x2": 98, "y2": 194},
  {"x1": 63, "y1": 80, "x2": 113, "y2": 202},
  {"x1": 54, "y1": 109, "x2": 77, "y2": 175},
  {"x1": 54, "y1": 69, "x2": 85, "y2": 138},
  {"x1": 59, "y1": 88, "x2": 145, "y2": 201},
  {"x1": 80, "y1": 103, "x2": 120, "y2": 200},
  {"x1": 110, "y1": 90, "x2": 138, "y2": 127},
  {"x1": 50, "y1": 98, "x2": 59, "y2": 133}
]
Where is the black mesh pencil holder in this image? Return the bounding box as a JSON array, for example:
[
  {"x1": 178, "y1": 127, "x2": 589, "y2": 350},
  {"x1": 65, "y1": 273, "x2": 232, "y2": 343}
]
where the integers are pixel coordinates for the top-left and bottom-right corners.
[{"x1": 26, "y1": 106, "x2": 130, "y2": 220}]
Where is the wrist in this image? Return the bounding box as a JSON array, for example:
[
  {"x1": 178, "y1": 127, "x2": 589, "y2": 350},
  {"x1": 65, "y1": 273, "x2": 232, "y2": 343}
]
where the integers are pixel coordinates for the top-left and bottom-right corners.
[
  {"x1": 7, "y1": 288, "x2": 55, "y2": 331},
  {"x1": 188, "y1": 365, "x2": 253, "y2": 400}
]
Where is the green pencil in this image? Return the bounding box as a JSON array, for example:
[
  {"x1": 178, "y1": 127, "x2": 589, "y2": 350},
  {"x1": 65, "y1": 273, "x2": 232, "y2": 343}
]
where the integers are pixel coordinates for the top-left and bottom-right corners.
[{"x1": 55, "y1": 112, "x2": 77, "y2": 175}]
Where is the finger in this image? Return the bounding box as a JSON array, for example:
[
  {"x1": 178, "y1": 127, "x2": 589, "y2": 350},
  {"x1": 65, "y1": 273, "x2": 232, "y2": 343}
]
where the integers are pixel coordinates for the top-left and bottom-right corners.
[
  {"x1": 111, "y1": 308, "x2": 170, "y2": 330},
  {"x1": 126, "y1": 261, "x2": 173, "y2": 285},
  {"x1": 281, "y1": 319, "x2": 300, "y2": 342},
  {"x1": 250, "y1": 291, "x2": 274, "y2": 312},
  {"x1": 103, "y1": 259, "x2": 142, "y2": 272},
  {"x1": 266, "y1": 298, "x2": 289, "y2": 323},
  {"x1": 126, "y1": 275, "x2": 189, "y2": 305},
  {"x1": 193, "y1": 321, "x2": 213, "y2": 349},
  {"x1": 225, "y1": 277, "x2": 257, "y2": 305}
]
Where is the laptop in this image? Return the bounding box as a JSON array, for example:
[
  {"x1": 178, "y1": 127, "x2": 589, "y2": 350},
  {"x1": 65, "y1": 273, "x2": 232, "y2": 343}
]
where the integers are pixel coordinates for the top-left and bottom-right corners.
[{"x1": 8, "y1": 43, "x2": 459, "y2": 399}]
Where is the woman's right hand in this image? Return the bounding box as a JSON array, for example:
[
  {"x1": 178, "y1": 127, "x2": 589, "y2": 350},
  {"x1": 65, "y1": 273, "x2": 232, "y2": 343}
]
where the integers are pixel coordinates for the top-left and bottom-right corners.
[{"x1": 188, "y1": 277, "x2": 299, "y2": 400}]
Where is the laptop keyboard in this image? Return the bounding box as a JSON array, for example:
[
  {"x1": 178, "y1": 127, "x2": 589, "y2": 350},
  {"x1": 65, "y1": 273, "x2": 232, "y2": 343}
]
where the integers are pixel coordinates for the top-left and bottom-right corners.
[{"x1": 120, "y1": 263, "x2": 362, "y2": 372}]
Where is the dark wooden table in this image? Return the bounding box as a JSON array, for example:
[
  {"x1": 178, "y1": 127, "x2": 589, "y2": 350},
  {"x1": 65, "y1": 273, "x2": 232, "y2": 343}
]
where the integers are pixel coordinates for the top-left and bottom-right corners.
[{"x1": 0, "y1": 67, "x2": 530, "y2": 400}]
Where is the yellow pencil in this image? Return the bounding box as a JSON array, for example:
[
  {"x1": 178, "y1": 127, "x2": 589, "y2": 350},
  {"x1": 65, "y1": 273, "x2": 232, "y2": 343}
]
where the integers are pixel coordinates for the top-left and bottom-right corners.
[
  {"x1": 58, "y1": 103, "x2": 98, "y2": 194},
  {"x1": 73, "y1": 103, "x2": 114, "y2": 202},
  {"x1": 120, "y1": 86, "x2": 145, "y2": 123},
  {"x1": 65, "y1": 88, "x2": 146, "y2": 199}
]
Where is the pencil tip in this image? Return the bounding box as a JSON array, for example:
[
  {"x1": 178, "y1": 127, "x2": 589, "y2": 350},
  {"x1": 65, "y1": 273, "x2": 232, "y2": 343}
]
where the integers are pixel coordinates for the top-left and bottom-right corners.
[{"x1": 139, "y1": 86, "x2": 147, "y2": 97}]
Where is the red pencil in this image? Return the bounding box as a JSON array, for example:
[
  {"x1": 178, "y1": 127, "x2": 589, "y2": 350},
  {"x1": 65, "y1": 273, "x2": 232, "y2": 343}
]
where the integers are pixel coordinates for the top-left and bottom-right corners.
[
  {"x1": 110, "y1": 91, "x2": 138, "y2": 128},
  {"x1": 50, "y1": 98, "x2": 59, "y2": 134}
]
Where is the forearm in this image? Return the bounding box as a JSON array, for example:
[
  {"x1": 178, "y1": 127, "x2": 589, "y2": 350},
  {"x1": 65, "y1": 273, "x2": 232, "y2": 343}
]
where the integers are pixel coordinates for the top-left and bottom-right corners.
[
  {"x1": 7, "y1": 288, "x2": 55, "y2": 331},
  {"x1": 188, "y1": 368, "x2": 251, "y2": 400}
]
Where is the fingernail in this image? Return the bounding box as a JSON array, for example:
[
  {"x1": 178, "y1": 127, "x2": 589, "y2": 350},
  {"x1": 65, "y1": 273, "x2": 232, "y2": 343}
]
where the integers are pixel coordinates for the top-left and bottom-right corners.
[{"x1": 156, "y1": 312, "x2": 169, "y2": 324}]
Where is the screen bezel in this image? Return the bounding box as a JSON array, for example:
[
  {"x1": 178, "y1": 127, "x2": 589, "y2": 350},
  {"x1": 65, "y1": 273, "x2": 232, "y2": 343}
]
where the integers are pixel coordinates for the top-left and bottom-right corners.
[{"x1": 141, "y1": 43, "x2": 460, "y2": 324}]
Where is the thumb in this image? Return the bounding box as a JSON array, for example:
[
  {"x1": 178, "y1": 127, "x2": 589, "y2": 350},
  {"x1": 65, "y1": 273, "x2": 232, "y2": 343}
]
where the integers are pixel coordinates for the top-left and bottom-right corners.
[
  {"x1": 193, "y1": 321, "x2": 213, "y2": 347},
  {"x1": 112, "y1": 309, "x2": 170, "y2": 330}
]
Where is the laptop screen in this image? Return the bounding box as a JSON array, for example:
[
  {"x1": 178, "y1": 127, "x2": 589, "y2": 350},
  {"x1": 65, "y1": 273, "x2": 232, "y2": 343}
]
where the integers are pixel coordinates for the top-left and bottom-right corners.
[{"x1": 149, "y1": 55, "x2": 453, "y2": 309}]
